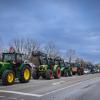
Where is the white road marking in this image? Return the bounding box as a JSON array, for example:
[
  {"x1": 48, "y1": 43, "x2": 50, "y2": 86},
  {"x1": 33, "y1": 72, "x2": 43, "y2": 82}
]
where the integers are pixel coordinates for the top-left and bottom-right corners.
[
  {"x1": 0, "y1": 96, "x2": 5, "y2": 98},
  {"x1": 20, "y1": 99, "x2": 24, "y2": 100},
  {"x1": 0, "y1": 90, "x2": 42, "y2": 97},
  {"x1": 52, "y1": 81, "x2": 65, "y2": 85},
  {"x1": 42, "y1": 77, "x2": 100, "y2": 96},
  {"x1": 8, "y1": 98, "x2": 17, "y2": 100},
  {"x1": 0, "y1": 76, "x2": 100, "y2": 98}
]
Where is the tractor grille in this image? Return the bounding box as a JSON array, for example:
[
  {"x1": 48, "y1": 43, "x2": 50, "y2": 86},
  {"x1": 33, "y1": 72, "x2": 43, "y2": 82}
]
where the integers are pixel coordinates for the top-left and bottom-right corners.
[{"x1": 39, "y1": 66, "x2": 45, "y2": 71}]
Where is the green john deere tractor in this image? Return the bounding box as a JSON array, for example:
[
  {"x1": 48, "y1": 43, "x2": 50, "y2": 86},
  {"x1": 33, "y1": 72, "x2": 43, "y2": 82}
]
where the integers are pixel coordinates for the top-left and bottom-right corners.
[
  {"x1": 0, "y1": 52, "x2": 31, "y2": 85},
  {"x1": 54, "y1": 58, "x2": 72, "y2": 77},
  {"x1": 31, "y1": 51, "x2": 61, "y2": 80}
]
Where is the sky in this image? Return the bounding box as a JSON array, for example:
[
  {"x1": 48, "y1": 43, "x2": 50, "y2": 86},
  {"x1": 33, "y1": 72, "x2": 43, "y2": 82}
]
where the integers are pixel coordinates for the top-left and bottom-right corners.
[{"x1": 0, "y1": 0, "x2": 100, "y2": 63}]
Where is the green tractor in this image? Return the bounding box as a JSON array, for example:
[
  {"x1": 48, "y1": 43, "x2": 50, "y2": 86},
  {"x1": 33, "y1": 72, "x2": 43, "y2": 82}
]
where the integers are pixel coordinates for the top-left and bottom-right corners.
[
  {"x1": 54, "y1": 58, "x2": 72, "y2": 77},
  {"x1": 0, "y1": 52, "x2": 31, "y2": 85},
  {"x1": 31, "y1": 51, "x2": 61, "y2": 80}
]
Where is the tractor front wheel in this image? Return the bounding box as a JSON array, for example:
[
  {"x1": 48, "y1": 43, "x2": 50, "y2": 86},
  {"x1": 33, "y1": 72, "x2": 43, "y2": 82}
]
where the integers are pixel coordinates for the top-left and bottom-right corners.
[
  {"x1": 32, "y1": 69, "x2": 40, "y2": 79},
  {"x1": 19, "y1": 65, "x2": 31, "y2": 83},
  {"x1": 2, "y1": 70, "x2": 15, "y2": 85}
]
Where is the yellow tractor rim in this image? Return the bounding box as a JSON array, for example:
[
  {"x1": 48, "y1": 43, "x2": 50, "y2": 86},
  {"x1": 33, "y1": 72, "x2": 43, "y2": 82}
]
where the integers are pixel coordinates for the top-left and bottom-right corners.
[
  {"x1": 7, "y1": 72, "x2": 14, "y2": 83},
  {"x1": 24, "y1": 68, "x2": 30, "y2": 80}
]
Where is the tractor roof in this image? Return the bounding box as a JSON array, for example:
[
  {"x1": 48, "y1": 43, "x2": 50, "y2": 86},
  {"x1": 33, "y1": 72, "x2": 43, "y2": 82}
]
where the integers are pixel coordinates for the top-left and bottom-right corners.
[
  {"x1": 3, "y1": 52, "x2": 24, "y2": 55},
  {"x1": 32, "y1": 51, "x2": 47, "y2": 57},
  {"x1": 54, "y1": 57, "x2": 64, "y2": 61}
]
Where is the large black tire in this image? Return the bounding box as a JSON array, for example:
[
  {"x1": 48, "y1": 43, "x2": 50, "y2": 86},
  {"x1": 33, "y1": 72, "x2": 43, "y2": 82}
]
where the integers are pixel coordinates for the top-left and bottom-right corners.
[
  {"x1": 42, "y1": 73, "x2": 46, "y2": 79},
  {"x1": 46, "y1": 69, "x2": 53, "y2": 80},
  {"x1": 54, "y1": 67, "x2": 61, "y2": 79},
  {"x1": 19, "y1": 65, "x2": 31, "y2": 83},
  {"x1": 77, "y1": 70, "x2": 81, "y2": 75},
  {"x1": 81, "y1": 70, "x2": 84, "y2": 75},
  {"x1": 2, "y1": 70, "x2": 15, "y2": 86},
  {"x1": 32, "y1": 69, "x2": 40, "y2": 79},
  {"x1": 72, "y1": 72, "x2": 76, "y2": 75},
  {"x1": 63, "y1": 69, "x2": 68, "y2": 77},
  {"x1": 68, "y1": 71, "x2": 72, "y2": 76}
]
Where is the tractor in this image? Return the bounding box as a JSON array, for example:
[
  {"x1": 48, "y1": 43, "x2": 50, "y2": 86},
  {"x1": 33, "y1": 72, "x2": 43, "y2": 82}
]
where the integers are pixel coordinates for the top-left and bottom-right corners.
[
  {"x1": 31, "y1": 51, "x2": 61, "y2": 80},
  {"x1": 71, "y1": 63, "x2": 84, "y2": 75},
  {"x1": 0, "y1": 52, "x2": 31, "y2": 85},
  {"x1": 54, "y1": 57, "x2": 72, "y2": 77}
]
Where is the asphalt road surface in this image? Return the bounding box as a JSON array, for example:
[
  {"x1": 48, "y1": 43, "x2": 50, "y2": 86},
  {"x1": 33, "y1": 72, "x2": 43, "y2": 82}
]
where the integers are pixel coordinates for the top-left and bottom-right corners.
[{"x1": 0, "y1": 73, "x2": 100, "y2": 100}]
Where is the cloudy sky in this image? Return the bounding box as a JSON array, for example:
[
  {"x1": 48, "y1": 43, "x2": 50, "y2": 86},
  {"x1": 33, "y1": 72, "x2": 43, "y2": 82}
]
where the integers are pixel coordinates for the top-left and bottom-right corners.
[{"x1": 0, "y1": 0, "x2": 100, "y2": 63}]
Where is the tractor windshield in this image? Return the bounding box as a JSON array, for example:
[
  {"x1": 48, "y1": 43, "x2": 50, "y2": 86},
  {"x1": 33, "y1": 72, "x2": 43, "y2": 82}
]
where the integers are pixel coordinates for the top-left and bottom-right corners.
[
  {"x1": 3, "y1": 53, "x2": 15, "y2": 62},
  {"x1": 48, "y1": 59, "x2": 54, "y2": 65},
  {"x1": 55, "y1": 60, "x2": 59, "y2": 65},
  {"x1": 40, "y1": 57, "x2": 47, "y2": 65},
  {"x1": 60, "y1": 61, "x2": 65, "y2": 66},
  {"x1": 17, "y1": 54, "x2": 24, "y2": 61},
  {"x1": 65, "y1": 62, "x2": 70, "y2": 68}
]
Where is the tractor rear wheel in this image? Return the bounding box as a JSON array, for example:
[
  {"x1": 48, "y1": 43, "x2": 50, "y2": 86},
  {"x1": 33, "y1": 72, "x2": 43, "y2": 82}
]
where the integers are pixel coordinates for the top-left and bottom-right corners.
[
  {"x1": 54, "y1": 67, "x2": 61, "y2": 79},
  {"x1": 72, "y1": 72, "x2": 76, "y2": 75},
  {"x1": 46, "y1": 69, "x2": 53, "y2": 80},
  {"x1": 2, "y1": 70, "x2": 15, "y2": 85},
  {"x1": 77, "y1": 68, "x2": 81, "y2": 75},
  {"x1": 32, "y1": 69, "x2": 40, "y2": 79},
  {"x1": 19, "y1": 65, "x2": 31, "y2": 83}
]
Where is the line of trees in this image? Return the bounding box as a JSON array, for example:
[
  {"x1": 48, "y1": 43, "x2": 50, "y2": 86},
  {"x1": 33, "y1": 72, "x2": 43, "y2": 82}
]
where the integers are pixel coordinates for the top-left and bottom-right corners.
[{"x1": 0, "y1": 37, "x2": 92, "y2": 64}]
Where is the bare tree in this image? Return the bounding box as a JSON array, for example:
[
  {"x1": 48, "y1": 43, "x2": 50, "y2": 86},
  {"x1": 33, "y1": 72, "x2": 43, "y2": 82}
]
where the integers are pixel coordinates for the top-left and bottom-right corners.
[
  {"x1": 9, "y1": 38, "x2": 25, "y2": 53},
  {"x1": 44, "y1": 41, "x2": 60, "y2": 58},
  {"x1": 24, "y1": 38, "x2": 40, "y2": 55},
  {"x1": 66, "y1": 49, "x2": 76, "y2": 63},
  {"x1": 75, "y1": 57, "x2": 86, "y2": 64},
  {"x1": 9, "y1": 38, "x2": 40, "y2": 55}
]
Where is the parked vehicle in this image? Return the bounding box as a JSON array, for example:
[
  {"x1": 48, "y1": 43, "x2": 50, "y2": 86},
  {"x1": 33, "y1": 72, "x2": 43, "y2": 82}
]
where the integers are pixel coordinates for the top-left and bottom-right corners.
[
  {"x1": 56, "y1": 58, "x2": 72, "y2": 77},
  {"x1": 31, "y1": 51, "x2": 61, "y2": 80},
  {"x1": 84, "y1": 68, "x2": 91, "y2": 74},
  {"x1": 0, "y1": 52, "x2": 31, "y2": 85},
  {"x1": 71, "y1": 63, "x2": 84, "y2": 75}
]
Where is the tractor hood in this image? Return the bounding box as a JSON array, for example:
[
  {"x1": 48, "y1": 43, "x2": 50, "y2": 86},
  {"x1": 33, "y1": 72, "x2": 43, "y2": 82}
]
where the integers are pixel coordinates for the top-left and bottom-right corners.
[{"x1": 0, "y1": 62, "x2": 10, "y2": 68}]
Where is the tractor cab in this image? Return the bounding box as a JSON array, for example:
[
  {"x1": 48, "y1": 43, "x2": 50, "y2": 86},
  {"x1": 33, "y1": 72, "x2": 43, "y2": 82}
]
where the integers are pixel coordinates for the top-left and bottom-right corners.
[
  {"x1": 1, "y1": 52, "x2": 29, "y2": 76},
  {"x1": 32, "y1": 51, "x2": 48, "y2": 66},
  {"x1": 54, "y1": 57, "x2": 61, "y2": 66},
  {"x1": 2, "y1": 53, "x2": 25, "y2": 64},
  {"x1": 47, "y1": 58, "x2": 55, "y2": 69},
  {"x1": 65, "y1": 62, "x2": 71, "y2": 68},
  {"x1": 54, "y1": 57, "x2": 65, "y2": 68},
  {"x1": 59, "y1": 59, "x2": 65, "y2": 68}
]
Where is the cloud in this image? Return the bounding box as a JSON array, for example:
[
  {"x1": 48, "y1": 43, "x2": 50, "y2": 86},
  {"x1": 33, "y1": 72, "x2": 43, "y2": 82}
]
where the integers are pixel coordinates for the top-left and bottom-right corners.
[{"x1": 0, "y1": 0, "x2": 100, "y2": 63}]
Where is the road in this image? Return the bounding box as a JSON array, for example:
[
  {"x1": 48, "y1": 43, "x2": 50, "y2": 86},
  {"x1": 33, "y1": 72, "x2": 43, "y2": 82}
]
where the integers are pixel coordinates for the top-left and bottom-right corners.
[{"x1": 0, "y1": 73, "x2": 100, "y2": 100}]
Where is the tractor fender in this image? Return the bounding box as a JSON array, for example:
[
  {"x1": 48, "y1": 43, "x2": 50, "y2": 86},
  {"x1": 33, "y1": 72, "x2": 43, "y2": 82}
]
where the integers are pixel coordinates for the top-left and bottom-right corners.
[
  {"x1": 61, "y1": 67, "x2": 65, "y2": 72},
  {"x1": 17, "y1": 63, "x2": 31, "y2": 78},
  {"x1": 18, "y1": 63, "x2": 31, "y2": 72},
  {"x1": 0, "y1": 62, "x2": 12, "y2": 76},
  {"x1": 53, "y1": 65, "x2": 59, "y2": 73}
]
